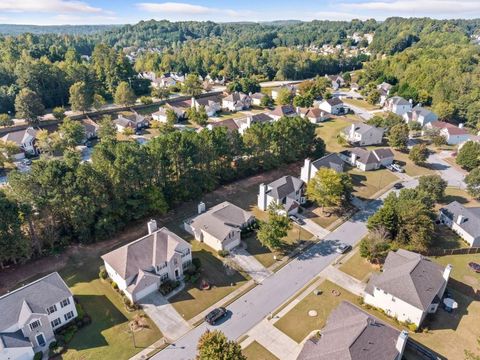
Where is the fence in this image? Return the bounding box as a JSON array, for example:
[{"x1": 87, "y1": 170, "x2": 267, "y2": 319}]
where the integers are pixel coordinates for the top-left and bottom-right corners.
[
  {"x1": 422, "y1": 246, "x2": 480, "y2": 257},
  {"x1": 406, "y1": 339, "x2": 442, "y2": 360}
]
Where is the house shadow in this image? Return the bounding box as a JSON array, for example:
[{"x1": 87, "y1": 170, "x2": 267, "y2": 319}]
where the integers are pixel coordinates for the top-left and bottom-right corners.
[
  {"x1": 442, "y1": 194, "x2": 469, "y2": 205},
  {"x1": 66, "y1": 294, "x2": 129, "y2": 351}
]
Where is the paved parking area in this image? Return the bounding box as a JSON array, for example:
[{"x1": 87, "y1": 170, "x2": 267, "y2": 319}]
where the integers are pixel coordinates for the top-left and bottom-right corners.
[
  {"x1": 229, "y1": 247, "x2": 273, "y2": 283},
  {"x1": 139, "y1": 292, "x2": 192, "y2": 341}
]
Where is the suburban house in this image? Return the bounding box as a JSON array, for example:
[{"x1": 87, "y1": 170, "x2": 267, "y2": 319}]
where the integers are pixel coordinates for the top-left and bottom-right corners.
[
  {"x1": 384, "y1": 96, "x2": 412, "y2": 116},
  {"x1": 341, "y1": 123, "x2": 384, "y2": 146},
  {"x1": 222, "y1": 92, "x2": 252, "y2": 112},
  {"x1": 271, "y1": 84, "x2": 297, "y2": 100},
  {"x1": 185, "y1": 201, "x2": 255, "y2": 252},
  {"x1": 403, "y1": 105, "x2": 438, "y2": 126},
  {"x1": 439, "y1": 201, "x2": 480, "y2": 247},
  {"x1": 325, "y1": 74, "x2": 345, "y2": 90},
  {"x1": 101, "y1": 221, "x2": 192, "y2": 303},
  {"x1": 235, "y1": 113, "x2": 273, "y2": 135},
  {"x1": 0, "y1": 127, "x2": 37, "y2": 159},
  {"x1": 190, "y1": 96, "x2": 222, "y2": 117},
  {"x1": 424, "y1": 121, "x2": 470, "y2": 145},
  {"x1": 151, "y1": 107, "x2": 169, "y2": 123},
  {"x1": 258, "y1": 175, "x2": 306, "y2": 215},
  {"x1": 319, "y1": 98, "x2": 344, "y2": 115},
  {"x1": 114, "y1": 113, "x2": 149, "y2": 133},
  {"x1": 250, "y1": 92, "x2": 266, "y2": 106},
  {"x1": 206, "y1": 118, "x2": 240, "y2": 133},
  {"x1": 268, "y1": 105, "x2": 297, "y2": 121},
  {"x1": 339, "y1": 148, "x2": 394, "y2": 171},
  {"x1": 364, "y1": 249, "x2": 452, "y2": 327},
  {"x1": 0, "y1": 272, "x2": 77, "y2": 359},
  {"x1": 300, "y1": 154, "x2": 345, "y2": 183},
  {"x1": 297, "y1": 301, "x2": 409, "y2": 360},
  {"x1": 297, "y1": 107, "x2": 331, "y2": 123},
  {"x1": 377, "y1": 82, "x2": 393, "y2": 105},
  {"x1": 81, "y1": 118, "x2": 100, "y2": 140}
]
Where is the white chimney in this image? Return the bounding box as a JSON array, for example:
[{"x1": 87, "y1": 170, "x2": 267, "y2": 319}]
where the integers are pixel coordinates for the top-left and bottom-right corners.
[
  {"x1": 349, "y1": 124, "x2": 356, "y2": 139},
  {"x1": 350, "y1": 151, "x2": 357, "y2": 165},
  {"x1": 147, "y1": 220, "x2": 157, "y2": 234},
  {"x1": 191, "y1": 97, "x2": 195, "y2": 109},
  {"x1": 198, "y1": 201, "x2": 206, "y2": 214},
  {"x1": 395, "y1": 330, "x2": 409, "y2": 359},
  {"x1": 246, "y1": 116, "x2": 253, "y2": 128},
  {"x1": 443, "y1": 264, "x2": 453, "y2": 282},
  {"x1": 296, "y1": 106, "x2": 301, "y2": 115},
  {"x1": 409, "y1": 99, "x2": 413, "y2": 104},
  {"x1": 459, "y1": 123, "x2": 464, "y2": 129},
  {"x1": 457, "y1": 214, "x2": 465, "y2": 224},
  {"x1": 301, "y1": 158, "x2": 312, "y2": 183},
  {"x1": 258, "y1": 184, "x2": 268, "y2": 211}
]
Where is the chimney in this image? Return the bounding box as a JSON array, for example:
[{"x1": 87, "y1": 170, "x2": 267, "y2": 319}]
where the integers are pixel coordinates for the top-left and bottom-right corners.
[
  {"x1": 191, "y1": 97, "x2": 195, "y2": 109},
  {"x1": 258, "y1": 183, "x2": 268, "y2": 211},
  {"x1": 147, "y1": 220, "x2": 157, "y2": 234},
  {"x1": 296, "y1": 106, "x2": 301, "y2": 115},
  {"x1": 246, "y1": 116, "x2": 253, "y2": 128},
  {"x1": 198, "y1": 201, "x2": 206, "y2": 214},
  {"x1": 459, "y1": 123, "x2": 464, "y2": 129},
  {"x1": 457, "y1": 214, "x2": 465, "y2": 224},
  {"x1": 443, "y1": 264, "x2": 453, "y2": 282},
  {"x1": 350, "y1": 123, "x2": 356, "y2": 139},
  {"x1": 301, "y1": 158, "x2": 312, "y2": 183},
  {"x1": 409, "y1": 98, "x2": 413, "y2": 104},
  {"x1": 350, "y1": 151, "x2": 357, "y2": 165},
  {"x1": 395, "y1": 330, "x2": 409, "y2": 359}
]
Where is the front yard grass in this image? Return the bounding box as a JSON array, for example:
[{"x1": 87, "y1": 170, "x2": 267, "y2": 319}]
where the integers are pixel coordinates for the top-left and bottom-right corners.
[
  {"x1": 242, "y1": 341, "x2": 279, "y2": 360},
  {"x1": 243, "y1": 234, "x2": 277, "y2": 268},
  {"x1": 391, "y1": 150, "x2": 435, "y2": 177},
  {"x1": 273, "y1": 280, "x2": 358, "y2": 343},
  {"x1": 169, "y1": 241, "x2": 249, "y2": 321},
  {"x1": 305, "y1": 206, "x2": 341, "y2": 229},
  {"x1": 342, "y1": 98, "x2": 379, "y2": 111},
  {"x1": 349, "y1": 168, "x2": 398, "y2": 200},
  {"x1": 339, "y1": 249, "x2": 379, "y2": 282}
]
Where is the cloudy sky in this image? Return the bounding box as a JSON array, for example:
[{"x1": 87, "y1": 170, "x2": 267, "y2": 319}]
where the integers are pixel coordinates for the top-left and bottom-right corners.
[{"x1": 1, "y1": 0, "x2": 480, "y2": 25}]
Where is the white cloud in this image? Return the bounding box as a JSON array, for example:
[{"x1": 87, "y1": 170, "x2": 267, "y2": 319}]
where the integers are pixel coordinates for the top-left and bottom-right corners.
[
  {"x1": 313, "y1": 11, "x2": 370, "y2": 21},
  {"x1": 342, "y1": 0, "x2": 480, "y2": 15},
  {"x1": 136, "y1": 2, "x2": 252, "y2": 18},
  {"x1": 0, "y1": 0, "x2": 104, "y2": 14}
]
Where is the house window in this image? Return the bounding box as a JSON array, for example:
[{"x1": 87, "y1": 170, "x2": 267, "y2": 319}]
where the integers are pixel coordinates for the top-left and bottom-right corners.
[
  {"x1": 182, "y1": 249, "x2": 191, "y2": 257},
  {"x1": 47, "y1": 304, "x2": 57, "y2": 314},
  {"x1": 64, "y1": 311, "x2": 74, "y2": 322},
  {"x1": 174, "y1": 258, "x2": 178, "y2": 265},
  {"x1": 60, "y1": 298, "x2": 71, "y2": 308},
  {"x1": 160, "y1": 273, "x2": 169, "y2": 281},
  {"x1": 29, "y1": 320, "x2": 41, "y2": 331},
  {"x1": 50, "y1": 318, "x2": 62, "y2": 328},
  {"x1": 183, "y1": 260, "x2": 192, "y2": 270}
]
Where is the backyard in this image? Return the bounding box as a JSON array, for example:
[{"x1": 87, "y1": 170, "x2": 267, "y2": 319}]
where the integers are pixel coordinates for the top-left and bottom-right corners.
[
  {"x1": 342, "y1": 98, "x2": 380, "y2": 111},
  {"x1": 315, "y1": 117, "x2": 355, "y2": 153},
  {"x1": 242, "y1": 341, "x2": 279, "y2": 360}
]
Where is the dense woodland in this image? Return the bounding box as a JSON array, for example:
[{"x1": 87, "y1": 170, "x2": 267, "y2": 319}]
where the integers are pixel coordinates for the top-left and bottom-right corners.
[{"x1": 2, "y1": 17, "x2": 480, "y2": 265}]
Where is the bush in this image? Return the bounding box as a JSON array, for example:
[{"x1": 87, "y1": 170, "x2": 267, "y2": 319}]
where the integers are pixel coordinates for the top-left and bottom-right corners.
[
  {"x1": 64, "y1": 325, "x2": 78, "y2": 343},
  {"x1": 218, "y1": 250, "x2": 229, "y2": 257},
  {"x1": 82, "y1": 315, "x2": 92, "y2": 325},
  {"x1": 140, "y1": 96, "x2": 153, "y2": 105},
  {"x1": 99, "y1": 265, "x2": 108, "y2": 280},
  {"x1": 75, "y1": 303, "x2": 85, "y2": 319},
  {"x1": 192, "y1": 258, "x2": 201, "y2": 270},
  {"x1": 49, "y1": 344, "x2": 65, "y2": 357},
  {"x1": 49, "y1": 341, "x2": 58, "y2": 350},
  {"x1": 112, "y1": 282, "x2": 118, "y2": 291},
  {"x1": 159, "y1": 280, "x2": 180, "y2": 296},
  {"x1": 407, "y1": 323, "x2": 418, "y2": 332},
  {"x1": 34, "y1": 352, "x2": 43, "y2": 360}
]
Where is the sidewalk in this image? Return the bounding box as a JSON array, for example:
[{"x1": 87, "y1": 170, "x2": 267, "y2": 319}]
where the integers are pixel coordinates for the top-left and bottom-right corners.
[
  {"x1": 320, "y1": 265, "x2": 366, "y2": 296},
  {"x1": 229, "y1": 246, "x2": 273, "y2": 283}
]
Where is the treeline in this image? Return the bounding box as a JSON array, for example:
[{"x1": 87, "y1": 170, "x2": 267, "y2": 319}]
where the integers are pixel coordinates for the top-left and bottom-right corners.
[
  {"x1": 0, "y1": 117, "x2": 324, "y2": 266},
  {"x1": 134, "y1": 39, "x2": 367, "y2": 81},
  {"x1": 0, "y1": 24, "x2": 117, "y2": 36}
]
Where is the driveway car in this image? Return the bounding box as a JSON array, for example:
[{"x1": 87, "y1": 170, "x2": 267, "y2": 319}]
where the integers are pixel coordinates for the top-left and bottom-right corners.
[
  {"x1": 205, "y1": 307, "x2": 227, "y2": 325},
  {"x1": 391, "y1": 163, "x2": 404, "y2": 173},
  {"x1": 336, "y1": 244, "x2": 352, "y2": 254},
  {"x1": 289, "y1": 215, "x2": 305, "y2": 225},
  {"x1": 393, "y1": 182, "x2": 404, "y2": 189}
]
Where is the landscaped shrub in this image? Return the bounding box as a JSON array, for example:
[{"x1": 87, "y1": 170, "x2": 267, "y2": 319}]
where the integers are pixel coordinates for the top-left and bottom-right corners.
[
  {"x1": 63, "y1": 325, "x2": 78, "y2": 343},
  {"x1": 75, "y1": 303, "x2": 85, "y2": 319},
  {"x1": 159, "y1": 280, "x2": 180, "y2": 296},
  {"x1": 218, "y1": 250, "x2": 229, "y2": 257},
  {"x1": 99, "y1": 266, "x2": 108, "y2": 280},
  {"x1": 407, "y1": 322, "x2": 418, "y2": 332},
  {"x1": 192, "y1": 258, "x2": 201, "y2": 270},
  {"x1": 49, "y1": 341, "x2": 58, "y2": 350},
  {"x1": 34, "y1": 352, "x2": 43, "y2": 360},
  {"x1": 112, "y1": 281, "x2": 118, "y2": 291}
]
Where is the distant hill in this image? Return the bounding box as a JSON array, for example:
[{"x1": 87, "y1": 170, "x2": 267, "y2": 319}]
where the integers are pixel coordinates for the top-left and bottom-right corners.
[{"x1": 0, "y1": 24, "x2": 119, "y2": 35}]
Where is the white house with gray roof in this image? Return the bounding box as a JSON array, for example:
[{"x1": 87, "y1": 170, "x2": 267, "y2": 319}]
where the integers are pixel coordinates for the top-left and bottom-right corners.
[
  {"x1": 0, "y1": 272, "x2": 77, "y2": 359},
  {"x1": 1, "y1": 127, "x2": 37, "y2": 160},
  {"x1": 101, "y1": 221, "x2": 192, "y2": 302},
  {"x1": 185, "y1": 201, "x2": 255, "y2": 252},
  {"x1": 258, "y1": 175, "x2": 305, "y2": 215},
  {"x1": 300, "y1": 153, "x2": 345, "y2": 183},
  {"x1": 222, "y1": 92, "x2": 252, "y2": 112},
  {"x1": 342, "y1": 123, "x2": 384, "y2": 146},
  {"x1": 403, "y1": 105, "x2": 438, "y2": 126},
  {"x1": 297, "y1": 301, "x2": 408, "y2": 360},
  {"x1": 439, "y1": 201, "x2": 480, "y2": 247},
  {"x1": 384, "y1": 96, "x2": 412, "y2": 116},
  {"x1": 319, "y1": 97, "x2": 344, "y2": 115},
  {"x1": 364, "y1": 249, "x2": 452, "y2": 327},
  {"x1": 339, "y1": 147, "x2": 394, "y2": 171}
]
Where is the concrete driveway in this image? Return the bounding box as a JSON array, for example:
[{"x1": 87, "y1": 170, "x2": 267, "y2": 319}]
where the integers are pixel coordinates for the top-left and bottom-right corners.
[
  {"x1": 427, "y1": 151, "x2": 466, "y2": 188},
  {"x1": 297, "y1": 214, "x2": 330, "y2": 239},
  {"x1": 229, "y1": 246, "x2": 273, "y2": 283},
  {"x1": 139, "y1": 293, "x2": 191, "y2": 341}
]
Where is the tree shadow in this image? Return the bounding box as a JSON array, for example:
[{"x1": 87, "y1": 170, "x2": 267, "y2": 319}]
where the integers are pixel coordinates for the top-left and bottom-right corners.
[
  {"x1": 66, "y1": 294, "x2": 129, "y2": 351},
  {"x1": 295, "y1": 239, "x2": 340, "y2": 261},
  {"x1": 442, "y1": 194, "x2": 469, "y2": 205}
]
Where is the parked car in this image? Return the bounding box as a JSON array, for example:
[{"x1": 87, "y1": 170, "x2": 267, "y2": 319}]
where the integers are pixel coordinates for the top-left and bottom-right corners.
[
  {"x1": 468, "y1": 262, "x2": 480, "y2": 273},
  {"x1": 393, "y1": 182, "x2": 404, "y2": 190},
  {"x1": 205, "y1": 307, "x2": 227, "y2": 325},
  {"x1": 391, "y1": 163, "x2": 404, "y2": 173},
  {"x1": 289, "y1": 215, "x2": 305, "y2": 225},
  {"x1": 336, "y1": 244, "x2": 352, "y2": 254}
]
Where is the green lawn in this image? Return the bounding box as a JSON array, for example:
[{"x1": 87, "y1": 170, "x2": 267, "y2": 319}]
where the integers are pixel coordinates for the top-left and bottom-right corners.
[
  {"x1": 349, "y1": 168, "x2": 398, "y2": 200},
  {"x1": 274, "y1": 280, "x2": 358, "y2": 343},
  {"x1": 243, "y1": 234, "x2": 277, "y2": 268},
  {"x1": 305, "y1": 206, "x2": 342, "y2": 229},
  {"x1": 431, "y1": 224, "x2": 469, "y2": 250},
  {"x1": 432, "y1": 254, "x2": 480, "y2": 298},
  {"x1": 342, "y1": 98, "x2": 379, "y2": 111},
  {"x1": 391, "y1": 150, "x2": 435, "y2": 177},
  {"x1": 442, "y1": 187, "x2": 480, "y2": 207},
  {"x1": 169, "y1": 241, "x2": 249, "y2": 320},
  {"x1": 339, "y1": 249, "x2": 379, "y2": 282},
  {"x1": 243, "y1": 341, "x2": 279, "y2": 360},
  {"x1": 315, "y1": 117, "x2": 354, "y2": 153}
]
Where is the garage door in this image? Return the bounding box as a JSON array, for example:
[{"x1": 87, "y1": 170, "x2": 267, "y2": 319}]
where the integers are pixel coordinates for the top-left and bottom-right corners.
[{"x1": 134, "y1": 282, "x2": 159, "y2": 302}]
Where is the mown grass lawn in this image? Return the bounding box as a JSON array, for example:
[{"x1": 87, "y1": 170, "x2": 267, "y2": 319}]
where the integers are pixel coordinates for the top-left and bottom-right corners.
[
  {"x1": 273, "y1": 280, "x2": 358, "y2": 343},
  {"x1": 169, "y1": 241, "x2": 249, "y2": 320},
  {"x1": 243, "y1": 341, "x2": 279, "y2": 360},
  {"x1": 349, "y1": 167, "x2": 398, "y2": 200},
  {"x1": 315, "y1": 117, "x2": 355, "y2": 153},
  {"x1": 305, "y1": 206, "x2": 342, "y2": 229},
  {"x1": 391, "y1": 149, "x2": 435, "y2": 177},
  {"x1": 342, "y1": 98, "x2": 379, "y2": 111},
  {"x1": 442, "y1": 187, "x2": 480, "y2": 207},
  {"x1": 339, "y1": 249, "x2": 379, "y2": 282}
]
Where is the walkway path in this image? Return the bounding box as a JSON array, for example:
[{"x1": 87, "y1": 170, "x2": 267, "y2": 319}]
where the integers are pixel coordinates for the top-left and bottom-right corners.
[
  {"x1": 298, "y1": 215, "x2": 330, "y2": 239},
  {"x1": 229, "y1": 247, "x2": 273, "y2": 283},
  {"x1": 320, "y1": 265, "x2": 366, "y2": 296}
]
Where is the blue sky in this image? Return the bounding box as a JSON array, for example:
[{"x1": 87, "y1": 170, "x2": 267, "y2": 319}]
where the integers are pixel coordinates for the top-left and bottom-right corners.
[{"x1": 1, "y1": 0, "x2": 480, "y2": 25}]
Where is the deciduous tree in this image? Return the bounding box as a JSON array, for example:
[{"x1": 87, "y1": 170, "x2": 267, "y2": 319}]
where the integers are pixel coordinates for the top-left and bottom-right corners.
[
  {"x1": 306, "y1": 168, "x2": 352, "y2": 212},
  {"x1": 114, "y1": 81, "x2": 136, "y2": 106},
  {"x1": 197, "y1": 330, "x2": 246, "y2": 360}
]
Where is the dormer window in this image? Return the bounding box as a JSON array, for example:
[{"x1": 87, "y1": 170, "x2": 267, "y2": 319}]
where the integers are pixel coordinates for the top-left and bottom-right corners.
[{"x1": 29, "y1": 320, "x2": 41, "y2": 331}]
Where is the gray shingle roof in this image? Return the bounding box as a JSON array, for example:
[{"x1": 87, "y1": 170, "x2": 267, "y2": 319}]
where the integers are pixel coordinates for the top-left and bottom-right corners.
[
  {"x1": 0, "y1": 272, "x2": 72, "y2": 330},
  {"x1": 365, "y1": 249, "x2": 447, "y2": 310},
  {"x1": 1, "y1": 127, "x2": 37, "y2": 146},
  {"x1": 343, "y1": 123, "x2": 384, "y2": 136},
  {"x1": 326, "y1": 97, "x2": 343, "y2": 106},
  {"x1": 267, "y1": 176, "x2": 304, "y2": 200},
  {"x1": 0, "y1": 330, "x2": 32, "y2": 349},
  {"x1": 388, "y1": 96, "x2": 410, "y2": 106},
  {"x1": 101, "y1": 227, "x2": 191, "y2": 279},
  {"x1": 269, "y1": 105, "x2": 296, "y2": 117},
  {"x1": 297, "y1": 301, "x2": 401, "y2": 360},
  {"x1": 441, "y1": 201, "x2": 480, "y2": 238},
  {"x1": 191, "y1": 202, "x2": 253, "y2": 242},
  {"x1": 311, "y1": 153, "x2": 345, "y2": 172}
]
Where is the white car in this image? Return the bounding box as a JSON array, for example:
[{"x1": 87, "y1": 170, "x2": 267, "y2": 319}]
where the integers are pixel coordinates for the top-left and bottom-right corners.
[{"x1": 391, "y1": 163, "x2": 405, "y2": 173}]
